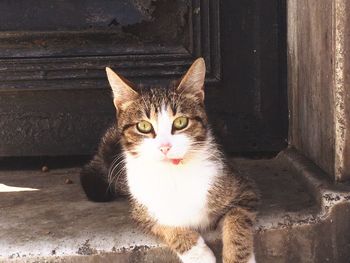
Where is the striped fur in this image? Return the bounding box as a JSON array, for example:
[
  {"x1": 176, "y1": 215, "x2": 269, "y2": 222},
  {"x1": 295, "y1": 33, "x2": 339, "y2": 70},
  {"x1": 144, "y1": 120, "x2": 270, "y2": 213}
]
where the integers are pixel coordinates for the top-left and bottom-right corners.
[{"x1": 80, "y1": 58, "x2": 259, "y2": 263}]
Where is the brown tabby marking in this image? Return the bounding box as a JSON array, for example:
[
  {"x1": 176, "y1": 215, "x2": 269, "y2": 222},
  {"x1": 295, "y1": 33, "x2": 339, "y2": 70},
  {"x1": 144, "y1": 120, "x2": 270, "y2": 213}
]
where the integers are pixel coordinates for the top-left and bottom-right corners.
[
  {"x1": 152, "y1": 226, "x2": 200, "y2": 254},
  {"x1": 116, "y1": 85, "x2": 208, "y2": 154},
  {"x1": 81, "y1": 58, "x2": 259, "y2": 263},
  {"x1": 208, "y1": 174, "x2": 259, "y2": 218},
  {"x1": 222, "y1": 207, "x2": 255, "y2": 263}
]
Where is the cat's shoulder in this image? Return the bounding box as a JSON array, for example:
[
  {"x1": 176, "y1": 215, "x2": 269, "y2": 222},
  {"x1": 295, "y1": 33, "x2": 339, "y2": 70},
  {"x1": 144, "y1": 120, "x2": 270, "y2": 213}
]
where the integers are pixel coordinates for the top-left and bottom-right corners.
[{"x1": 209, "y1": 161, "x2": 259, "y2": 211}]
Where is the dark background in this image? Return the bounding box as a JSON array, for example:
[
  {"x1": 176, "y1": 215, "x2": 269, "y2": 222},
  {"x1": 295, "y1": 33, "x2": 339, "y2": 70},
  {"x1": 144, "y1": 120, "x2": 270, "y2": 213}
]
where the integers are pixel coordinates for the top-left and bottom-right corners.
[{"x1": 0, "y1": 0, "x2": 287, "y2": 157}]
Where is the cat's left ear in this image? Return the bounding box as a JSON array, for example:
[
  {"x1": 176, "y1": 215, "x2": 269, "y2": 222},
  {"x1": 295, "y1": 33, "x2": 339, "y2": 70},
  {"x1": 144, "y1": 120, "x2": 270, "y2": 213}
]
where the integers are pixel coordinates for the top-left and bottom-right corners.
[
  {"x1": 106, "y1": 67, "x2": 138, "y2": 111},
  {"x1": 177, "y1": 57, "x2": 206, "y2": 102}
]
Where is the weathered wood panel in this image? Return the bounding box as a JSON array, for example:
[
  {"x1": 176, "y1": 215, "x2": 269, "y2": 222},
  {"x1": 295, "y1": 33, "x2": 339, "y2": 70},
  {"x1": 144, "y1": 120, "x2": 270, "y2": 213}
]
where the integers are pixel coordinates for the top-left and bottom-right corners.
[
  {"x1": 0, "y1": 0, "x2": 190, "y2": 57},
  {"x1": 288, "y1": 0, "x2": 350, "y2": 181},
  {"x1": 0, "y1": 0, "x2": 220, "y2": 85},
  {"x1": 0, "y1": 89, "x2": 114, "y2": 156},
  {"x1": 0, "y1": 0, "x2": 287, "y2": 156},
  {"x1": 219, "y1": 0, "x2": 288, "y2": 152},
  {"x1": 0, "y1": 0, "x2": 221, "y2": 156}
]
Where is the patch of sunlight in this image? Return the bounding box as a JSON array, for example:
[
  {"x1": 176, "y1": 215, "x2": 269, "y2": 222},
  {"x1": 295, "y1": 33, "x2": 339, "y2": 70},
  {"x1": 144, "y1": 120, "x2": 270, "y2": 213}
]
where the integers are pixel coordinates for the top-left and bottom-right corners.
[{"x1": 0, "y1": 183, "x2": 39, "y2": 193}]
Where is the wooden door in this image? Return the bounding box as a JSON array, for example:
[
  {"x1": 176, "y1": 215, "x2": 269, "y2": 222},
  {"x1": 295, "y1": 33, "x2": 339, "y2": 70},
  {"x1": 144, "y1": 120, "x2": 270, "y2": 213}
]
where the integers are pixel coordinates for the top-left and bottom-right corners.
[{"x1": 0, "y1": 0, "x2": 287, "y2": 156}]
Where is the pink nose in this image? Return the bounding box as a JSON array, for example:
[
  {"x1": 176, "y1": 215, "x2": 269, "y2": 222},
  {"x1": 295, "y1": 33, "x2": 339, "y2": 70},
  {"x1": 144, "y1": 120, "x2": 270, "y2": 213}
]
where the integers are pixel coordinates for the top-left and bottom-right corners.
[{"x1": 160, "y1": 144, "x2": 171, "y2": 155}]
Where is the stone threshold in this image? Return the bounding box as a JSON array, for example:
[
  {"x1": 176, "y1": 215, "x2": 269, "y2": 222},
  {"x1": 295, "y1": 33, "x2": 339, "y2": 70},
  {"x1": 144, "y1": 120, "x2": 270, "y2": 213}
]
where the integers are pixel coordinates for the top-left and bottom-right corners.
[{"x1": 0, "y1": 148, "x2": 349, "y2": 263}]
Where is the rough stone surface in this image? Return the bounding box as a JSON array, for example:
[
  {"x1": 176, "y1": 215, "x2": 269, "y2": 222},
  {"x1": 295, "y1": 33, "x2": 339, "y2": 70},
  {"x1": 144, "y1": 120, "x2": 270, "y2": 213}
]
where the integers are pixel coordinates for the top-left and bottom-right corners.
[
  {"x1": 287, "y1": 0, "x2": 350, "y2": 181},
  {"x1": 0, "y1": 151, "x2": 349, "y2": 262},
  {"x1": 287, "y1": 0, "x2": 335, "y2": 178},
  {"x1": 334, "y1": 0, "x2": 350, "y2": 181}
]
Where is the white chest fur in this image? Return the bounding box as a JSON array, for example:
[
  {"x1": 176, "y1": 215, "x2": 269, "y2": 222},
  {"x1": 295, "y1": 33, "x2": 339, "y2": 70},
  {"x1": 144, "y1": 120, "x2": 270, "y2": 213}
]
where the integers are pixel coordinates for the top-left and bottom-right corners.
[{"x1": 126, "y1": 156, "x2": 220, "y2": 228}]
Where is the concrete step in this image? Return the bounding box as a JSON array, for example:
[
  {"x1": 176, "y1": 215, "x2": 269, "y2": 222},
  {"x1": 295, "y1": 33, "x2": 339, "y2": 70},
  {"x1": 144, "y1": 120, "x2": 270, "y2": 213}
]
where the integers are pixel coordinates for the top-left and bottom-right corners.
[{"x1": 1, "y1": 149, "x2": 349, "y2": 263}]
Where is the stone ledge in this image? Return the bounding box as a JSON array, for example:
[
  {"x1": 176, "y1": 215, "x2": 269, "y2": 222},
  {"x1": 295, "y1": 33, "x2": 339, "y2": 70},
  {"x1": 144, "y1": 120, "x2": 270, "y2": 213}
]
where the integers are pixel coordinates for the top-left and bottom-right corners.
[{"x1": 1, "y1": 149, "x2": 349, "y2": 262}]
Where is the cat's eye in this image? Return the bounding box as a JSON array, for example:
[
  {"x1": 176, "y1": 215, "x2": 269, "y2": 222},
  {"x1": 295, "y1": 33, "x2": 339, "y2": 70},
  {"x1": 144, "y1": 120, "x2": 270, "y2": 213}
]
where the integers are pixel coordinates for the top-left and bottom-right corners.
[
  {"x1": 173, "y1": 116, "x2": 189, "y2": 130},
  {"x1": 137, "y1": 120, "x2": 153, "y2": 133}
]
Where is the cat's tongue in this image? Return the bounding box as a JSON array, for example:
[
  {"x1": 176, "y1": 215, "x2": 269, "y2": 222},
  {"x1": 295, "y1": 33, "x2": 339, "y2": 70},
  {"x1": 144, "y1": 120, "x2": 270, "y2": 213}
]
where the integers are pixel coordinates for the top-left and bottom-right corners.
[{"x1": 171, "y1": 159, "x2": 182, "y2": 165}]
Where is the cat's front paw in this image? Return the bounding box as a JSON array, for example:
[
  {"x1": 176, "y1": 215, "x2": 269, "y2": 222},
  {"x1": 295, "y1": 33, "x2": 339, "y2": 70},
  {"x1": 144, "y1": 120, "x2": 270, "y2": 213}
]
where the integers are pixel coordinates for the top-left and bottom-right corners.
[{"x1": 177, "y1": 237, "x2": 216, "y2": 263}]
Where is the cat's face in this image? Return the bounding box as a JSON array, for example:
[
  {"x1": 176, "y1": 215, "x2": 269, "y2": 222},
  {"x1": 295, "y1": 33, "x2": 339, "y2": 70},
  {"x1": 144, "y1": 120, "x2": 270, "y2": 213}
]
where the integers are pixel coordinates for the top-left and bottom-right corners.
[{"x1": 106, "y1": 58, "x2": 208, "y2": 165}]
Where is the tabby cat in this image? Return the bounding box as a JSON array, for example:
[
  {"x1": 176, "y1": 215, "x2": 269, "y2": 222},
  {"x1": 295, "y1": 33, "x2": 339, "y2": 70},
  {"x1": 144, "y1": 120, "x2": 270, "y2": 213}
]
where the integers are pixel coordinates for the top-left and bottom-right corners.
[{"x1": 80, "y1": 58, "x2": 258, "y2": 263}]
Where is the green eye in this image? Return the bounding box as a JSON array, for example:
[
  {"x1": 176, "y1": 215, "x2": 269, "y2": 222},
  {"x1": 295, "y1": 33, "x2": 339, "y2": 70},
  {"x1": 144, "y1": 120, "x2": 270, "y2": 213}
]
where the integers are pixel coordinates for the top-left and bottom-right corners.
[
  {"x1": 173, "y1": 116, "x2": 189, "y2": 130},
  {"x1": 137, "y1": 120, "x2": 153, "y2": 133}
]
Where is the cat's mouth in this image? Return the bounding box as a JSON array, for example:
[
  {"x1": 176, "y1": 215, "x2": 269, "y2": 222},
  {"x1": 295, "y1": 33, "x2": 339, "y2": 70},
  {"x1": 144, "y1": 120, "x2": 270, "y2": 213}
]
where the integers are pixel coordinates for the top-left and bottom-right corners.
[
  {"x1": 170, "y1": 159, "x2": 182, "y2": 165},
  {"x1": 162, "y1": 158, "x2": 183, "y2": 165}
]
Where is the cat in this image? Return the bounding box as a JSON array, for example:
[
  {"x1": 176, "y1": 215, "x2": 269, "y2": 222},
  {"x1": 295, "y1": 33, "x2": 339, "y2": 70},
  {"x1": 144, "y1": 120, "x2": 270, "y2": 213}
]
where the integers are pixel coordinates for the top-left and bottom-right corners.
[{"x1": 80, "y1": 58, "x2": 259, "y2": 263}]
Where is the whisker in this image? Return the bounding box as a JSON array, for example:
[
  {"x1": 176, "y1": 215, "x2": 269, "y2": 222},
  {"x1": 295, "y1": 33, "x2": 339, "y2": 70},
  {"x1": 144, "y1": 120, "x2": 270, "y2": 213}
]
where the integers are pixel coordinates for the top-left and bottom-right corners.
[
  {"x1": 107, "y1": 166, "x2": 126, "y2": 192},
  {"x1": 108, "y1": 153, "x2": 125, "y2": 182},
  {"x1": 108, "y1": 158, "x2": 125, "y2": 182},
  {"x1": 107, "y1": 158, "x2": 127, "y2": 192}
]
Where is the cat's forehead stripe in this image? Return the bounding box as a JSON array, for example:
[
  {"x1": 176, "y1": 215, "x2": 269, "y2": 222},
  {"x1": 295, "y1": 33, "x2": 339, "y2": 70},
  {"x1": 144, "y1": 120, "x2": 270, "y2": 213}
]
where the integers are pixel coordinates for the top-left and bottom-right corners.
[
  {"x1": 134, "y1": 87, "x2": 207, "y2": 124},
  {"x1": 141, "y1": 87, "x2": 178, "y2": 113}
]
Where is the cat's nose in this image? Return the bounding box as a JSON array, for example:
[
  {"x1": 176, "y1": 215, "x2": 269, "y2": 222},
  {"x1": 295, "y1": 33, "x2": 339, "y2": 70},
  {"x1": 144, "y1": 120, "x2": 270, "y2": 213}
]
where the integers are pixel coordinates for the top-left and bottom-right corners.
[{"x1": 159, "y1": 144, "x2": 171, "y2": 155}]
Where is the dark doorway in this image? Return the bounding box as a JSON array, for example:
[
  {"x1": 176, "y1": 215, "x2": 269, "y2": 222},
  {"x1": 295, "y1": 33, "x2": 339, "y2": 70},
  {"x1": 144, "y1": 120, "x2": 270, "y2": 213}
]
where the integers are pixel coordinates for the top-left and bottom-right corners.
[{"x1": 0, "y1": 0, "x2": 287, "y2": 156}]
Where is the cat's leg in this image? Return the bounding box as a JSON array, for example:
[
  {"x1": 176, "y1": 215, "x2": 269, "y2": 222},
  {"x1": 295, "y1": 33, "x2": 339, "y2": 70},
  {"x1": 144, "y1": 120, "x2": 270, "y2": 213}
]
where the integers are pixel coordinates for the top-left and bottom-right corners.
[
  {"x1": 131, "y1": 202, "x2": 216, "y2": 263},
  {"x1": 222, "y1": 207, "x2": 256, "y2": 263},
  {"x1": 151, "y1": 225, "x2": 216, "y2": 263}
]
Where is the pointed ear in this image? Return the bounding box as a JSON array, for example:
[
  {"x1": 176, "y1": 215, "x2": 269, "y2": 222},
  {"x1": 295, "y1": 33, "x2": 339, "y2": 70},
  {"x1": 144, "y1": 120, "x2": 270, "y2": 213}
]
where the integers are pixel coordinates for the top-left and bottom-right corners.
[
  {"x1": 106, "y1": 67, "x2": 138, "y2": 111},
  {"x1": 177, "y1": 58, "x2": 206, "y2": 102}
]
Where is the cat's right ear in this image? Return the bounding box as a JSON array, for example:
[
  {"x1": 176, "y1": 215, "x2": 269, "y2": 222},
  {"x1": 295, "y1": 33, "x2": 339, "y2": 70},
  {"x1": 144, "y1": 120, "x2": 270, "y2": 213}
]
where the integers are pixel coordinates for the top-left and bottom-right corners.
[{"x1": 106, "y1": 67, "x2": 138, "y2": 111}]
